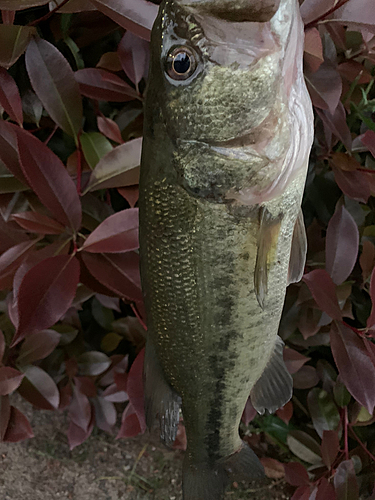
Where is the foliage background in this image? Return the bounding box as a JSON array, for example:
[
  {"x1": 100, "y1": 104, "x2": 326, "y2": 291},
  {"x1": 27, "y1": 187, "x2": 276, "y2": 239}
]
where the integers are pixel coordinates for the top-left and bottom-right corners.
[{"x1": 0, "y1": 0, "x2": 374, "y2": 498}]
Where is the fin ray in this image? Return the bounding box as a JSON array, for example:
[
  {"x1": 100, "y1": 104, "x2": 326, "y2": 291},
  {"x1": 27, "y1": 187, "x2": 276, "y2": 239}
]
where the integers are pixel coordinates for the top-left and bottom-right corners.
[
  {"x1": 254, "y1": 208, "x2": 282, "y2": 309},
  {"x1": 144, "y1": 341, "x2": 181, "y2": 446},
  {"x1": 250, "y1": 336, "x2": 293, "y2": 414},
  {"x1": 183, "y1": 441, "x2": 264, "y2": 500},
  {"x1": 288, "y1": 208, "x2": 307, "y2": 285}
]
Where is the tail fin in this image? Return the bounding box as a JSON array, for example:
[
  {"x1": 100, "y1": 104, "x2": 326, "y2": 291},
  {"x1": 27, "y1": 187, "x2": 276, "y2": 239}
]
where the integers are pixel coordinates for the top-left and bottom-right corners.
[{"x1": 182, "y1": 442, "x2": 264, "y2": 500}]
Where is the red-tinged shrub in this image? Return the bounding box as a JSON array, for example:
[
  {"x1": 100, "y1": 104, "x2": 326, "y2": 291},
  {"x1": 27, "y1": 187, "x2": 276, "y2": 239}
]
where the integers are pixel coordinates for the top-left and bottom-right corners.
[{"x1": 0, "y1": 0, "x2": 375, "y2": 497}]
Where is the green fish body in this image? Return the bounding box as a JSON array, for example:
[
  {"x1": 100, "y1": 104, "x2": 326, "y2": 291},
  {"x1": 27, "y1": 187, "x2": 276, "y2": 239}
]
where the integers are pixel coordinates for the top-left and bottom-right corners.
[{"x1": 139, "y1": 1, "x2": 313, "y2": 498}]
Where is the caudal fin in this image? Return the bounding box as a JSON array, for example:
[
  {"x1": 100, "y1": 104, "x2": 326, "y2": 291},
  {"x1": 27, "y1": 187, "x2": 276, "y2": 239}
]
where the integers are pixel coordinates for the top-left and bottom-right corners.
[{"x1": 182, "y1": 442, "x2": 264, "y2": 500}]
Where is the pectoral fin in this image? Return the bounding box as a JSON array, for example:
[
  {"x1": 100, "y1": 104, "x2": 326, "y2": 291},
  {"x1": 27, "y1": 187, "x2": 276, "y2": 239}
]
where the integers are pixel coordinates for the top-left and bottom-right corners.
[
  {"x1": 288, "y1": 209, "x2": 307, "y2": 285},
  {"x1": 254, "y1": 208, "x2": 282, "y2": 309},
  {"x1": 250, "y1": 336, "x2": 292, "y2": 414},
  {"x1": 144, "y1": 341, "x2": 181, "y2": 446}
]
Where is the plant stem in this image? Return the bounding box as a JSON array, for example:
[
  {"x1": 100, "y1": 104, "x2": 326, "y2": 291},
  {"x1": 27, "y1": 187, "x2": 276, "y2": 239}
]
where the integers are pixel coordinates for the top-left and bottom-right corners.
[
  {"x1": 304, "y1": 0, "x2": 351, "y2": 30},
  {"x1": 348, "y1": 425, "x2": 375, "y2": 462},
  {"x1": 344, "y1": 407, "x2": 349, "y2": 460},
  {"x1": 76, "y1": 136, "x2": 82, "y2": 196},
  {"x1": 28, "y1": 0, "x2": 71, "y2": 27}
]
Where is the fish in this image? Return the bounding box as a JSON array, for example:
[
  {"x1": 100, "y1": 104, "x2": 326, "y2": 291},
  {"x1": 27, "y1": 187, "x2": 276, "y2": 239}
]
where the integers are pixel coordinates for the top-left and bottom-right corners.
[{"x1": 139, "y1": 0, "x2": 314, "y2": 498}]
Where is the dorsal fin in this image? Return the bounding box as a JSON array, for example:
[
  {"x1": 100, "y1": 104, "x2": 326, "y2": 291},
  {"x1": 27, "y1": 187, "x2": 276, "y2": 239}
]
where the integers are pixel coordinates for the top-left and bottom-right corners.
[
  {"x1": 288, "y1": 208, "x2": 307, "y2": 285},
  {"x1": 254, "y1": 207, "x2": 282, "y2": 309}
]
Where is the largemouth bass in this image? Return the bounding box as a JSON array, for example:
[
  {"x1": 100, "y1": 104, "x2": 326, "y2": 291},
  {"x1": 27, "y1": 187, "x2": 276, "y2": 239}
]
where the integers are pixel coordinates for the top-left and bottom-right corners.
[{"x1": 139, "y1": 0, "x2": 313, "y2": 498}]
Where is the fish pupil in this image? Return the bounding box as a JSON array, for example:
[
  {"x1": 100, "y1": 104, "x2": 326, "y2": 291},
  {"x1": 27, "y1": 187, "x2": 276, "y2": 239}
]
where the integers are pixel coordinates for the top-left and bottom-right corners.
[
  {"x1": 166, "y1": 46, "x2": 197, "y2": 81},
  {"x1": 173, "y1": 52, "x2": 190, "y2": 74}
]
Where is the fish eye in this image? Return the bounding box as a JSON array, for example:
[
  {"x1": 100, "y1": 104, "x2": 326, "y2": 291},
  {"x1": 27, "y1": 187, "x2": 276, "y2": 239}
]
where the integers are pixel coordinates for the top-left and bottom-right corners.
[{"x1": 166, "y1": 47, "x2": 198, "y2": 81}]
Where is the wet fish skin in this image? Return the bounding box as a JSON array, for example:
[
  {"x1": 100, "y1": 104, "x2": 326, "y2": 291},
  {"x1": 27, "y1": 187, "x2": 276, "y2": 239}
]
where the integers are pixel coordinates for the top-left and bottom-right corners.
[{"x1": 139, "y1": 0, "x2": 313, "y2": 498}]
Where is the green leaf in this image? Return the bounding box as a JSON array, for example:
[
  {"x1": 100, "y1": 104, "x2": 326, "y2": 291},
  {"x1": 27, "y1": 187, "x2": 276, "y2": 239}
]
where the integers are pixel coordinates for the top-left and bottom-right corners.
[
  {"x1": 0, "y1": 25, "x2": 36, "y2": 69},
  {"x1": 307, "y1": 388, "x2": 341, "y2": 438},
  {"x1": 287, "y1": 430, "x2": 322, "y2": 464},
  {"x1": 333, "y1": 378, "x2": 352, "y2": 407},
  {"x1": 52, "y1": 324, "x2": 79, "y2": 346},
  {"x1": 334, "y1": 459, "x2": 359, "y2": 500},
  {"x1": 80, "y1": 132, "x2": 113, "y2": 170}
]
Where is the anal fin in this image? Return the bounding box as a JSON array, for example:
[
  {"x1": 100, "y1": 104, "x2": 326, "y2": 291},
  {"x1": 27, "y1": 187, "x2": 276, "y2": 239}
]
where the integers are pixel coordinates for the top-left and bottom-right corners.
[
  {"x1": 144, "y1": 341, "x2": 181, "y2": 446},
  {"x1": 250, "y1": 336, "x2": 293, "y2": 414},
  {"x1": 288, "y1": 208, "x2": 307, "y2": 285},
  {"x1": 254, "y1": 207, "x2": 282, "y2": 309}
]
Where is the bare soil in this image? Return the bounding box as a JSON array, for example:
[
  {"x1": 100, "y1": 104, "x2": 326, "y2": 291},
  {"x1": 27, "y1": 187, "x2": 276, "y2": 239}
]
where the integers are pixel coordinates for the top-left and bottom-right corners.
[{"x1": 0, "y1": 397, "x2": 293, "y2": 500}]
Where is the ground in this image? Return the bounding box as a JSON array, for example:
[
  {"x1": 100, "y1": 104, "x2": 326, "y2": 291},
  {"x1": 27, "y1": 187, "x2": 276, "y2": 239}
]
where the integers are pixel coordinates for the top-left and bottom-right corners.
[{"x1": 0, "y1": 397, "x2": 293, "y2": 500}]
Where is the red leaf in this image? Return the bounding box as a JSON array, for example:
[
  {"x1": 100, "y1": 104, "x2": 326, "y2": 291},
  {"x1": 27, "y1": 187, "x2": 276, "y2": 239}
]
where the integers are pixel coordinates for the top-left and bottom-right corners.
[
  {"x1": 321, "y1": 430, "x2": 340, "y2": 469},
  {"x1": 293, "y1": 365, "x2": 320, "y2": 390},
  {"x1": 74, "y1": 376, "x2": 97, "y2": 398},
  {"x1": 330, "y1": 323, "x2": 375, "y2": 414},
  {"x1": 25, "y1": 37, "x2": 83, "y2": 141},
  {"x1": 291, "y1": 486, "x2": 311, "y2": 500},
  {"x1": 276, "y1": 400, "x2": 293, "y2": 424},
  {"x1": 333, "y1": 460, "x2": 359, "y2": 500},
  {"x1": 17, "y1": 329, "x2": 61, "y2": 365},
  {"x1": 305, "y1": 62, "x2": 342, "y2": 114},
  {"x1": 284, "y1": 462, "x2": 310, "y2": 487},
  {"x1": 0, "y1": 329, "x2": 4, "y2": 362},
  {"x1": 82, "y1": 208, "x2": 139, "y2": 253},
  {"x1": 300, "y1": 0, "x2": 336, "y2": 25},
  {"x1": 85, "y1": 138, "x2": 141, "y2": 192},
  {"x1": 316, "y1": 102, "x2": 352, "y2": 152},
  {"x1": 118, "y1": 31, "x2": 149, "y2": 85},
  {"x1": 316, "y1": 477, "x2": 336, "y2": 500},
  {"x1": 116, "y1": 402, "x2": 142, "y2": 438},
  {"x1": 362, "y1": 130, "x2": 375, "y2": 158},
  {"x1": 367, "y1": 267, "x2": 375, "y2": 329},
  {"x1": 14, "y1": 255, "x2": 80, "y2": 345},
  {"x1": 81, "y1": 251, "x2": 142, "y2": 302},
  {"x1": 331, "y1": 166, "x2": 370, "y2": 204},
  {"x1": 0, "y1": 239, "x2": 36, "y2": 290},
  {"x1": 304, "y1": 28, "x2": 323, "y2": 72},
  {"x1": 326, "y1": 206, "x2": 359, "y2": 285},
  {"x1": 3, "y1": 406, "x2": 33, "y2": 442},
  {"x1": 69, "y1": 383, "x2": 92, "y2": 432},
  {"x1": 118, "y1": 186, "x2": 139, "y2": 208},
  {"x1": 360, "y1": 241, "x2": 375, "y2": 282},
  {"x1": 173, "y1": 422, "x2": 187, "y2": 451},
  {"x1": 17, "y1": 365, "x2": 59, "y2": 410},
  {"x1": 91, "y1": 0, "x2": 157, "y2": 41},
  {"x1": 97, "y1": 116, "x2": 123, "y2": 144},
  {"x1": 0, "y1": 367, "x2": 24, "y2": 395},
  {"x1": 93, "y1": 396, "x2": 116, "y2": 432},
  {"x1": 75, "y1": 68, "x2": 138, "y2": 102},
  {"x1": 11, "y1": 211, "x2": 66, "y2": 235},
  {"x1": 0, "y1": 67, "x2": 23, "y2": 125},
  {"x1": 59, "y1": 384, "x2": 72, "y2": 410},
  {"x1": 126, "y1": 348, "x2": 146, "y2": 433},
  {"x1": 0, "y1": 395, "x2": 10, "y2": 440},
  {"x1": 303, "y1": 269, "x2": 342, "y2": 320},
  {"x1": 16, "y1": 129, "x2": 82, "y2": 231},
  {"x1": 284, "y1": 348, "x2": 311, "y2": 374},
  {"x1": 0, "y1": 120, "x2": 28, "y2": 185},
  {"x1": 67, "y1": 413, "x2": 94, "y2": 450},
  {"x1": 331, "y1": 0, "x2": 375, "y2": 33},
  {"x1": 0, "y1": 25, "x2": 36, "y2": 69}
]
